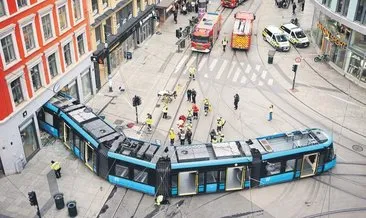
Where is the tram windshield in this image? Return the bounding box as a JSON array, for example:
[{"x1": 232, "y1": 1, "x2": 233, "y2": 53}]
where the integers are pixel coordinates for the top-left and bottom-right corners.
[{"x1": 192, "y1": 35, "x2": 209, "y2": 43}]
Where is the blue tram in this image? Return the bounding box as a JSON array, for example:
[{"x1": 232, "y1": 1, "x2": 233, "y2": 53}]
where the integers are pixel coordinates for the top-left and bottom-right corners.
[{"x1": 38, "y1": 94, "x2": 336, "y2": 197}]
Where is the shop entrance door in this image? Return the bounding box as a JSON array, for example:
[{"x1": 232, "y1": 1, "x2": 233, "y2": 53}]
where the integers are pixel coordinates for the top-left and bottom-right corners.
[
  {"x1": 321, "y1": 37, "x2": 333, "y2": 56},
  {"x1": 84, "y1": 142, "x2": 96, "y2": 172},
  {"x1": 62, "y1": 122, "x2": 71, "y2": 150}
]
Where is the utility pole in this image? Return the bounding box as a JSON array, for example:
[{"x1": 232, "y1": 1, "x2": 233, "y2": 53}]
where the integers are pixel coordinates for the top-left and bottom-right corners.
[
  {"x1": 104, "y1": 25, "x2": 113, "y2": 92},
  {"x1": 132, "y1": 95, "x2": 142, "y2": 124}
]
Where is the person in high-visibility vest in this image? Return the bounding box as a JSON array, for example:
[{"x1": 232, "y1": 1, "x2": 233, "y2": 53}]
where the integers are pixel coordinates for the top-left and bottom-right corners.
[
  {"x1": 211, "y1": 136, "x2": 218, "y2": 144},
  {"x1": 155, "y1": 195, "x2": 164, "y2": 206},
  {"x1": 222, "y1": 36, "x2": 229, "y2": 52},
  {"x1": 146, "y1": 113, "x2": 153, "y2": 131},
  {"x1": 203, "y1": 98, "x2": 211, "y2": 116},
  {"x1": 162, "y1": 104, "x2": 168, "y2": 119},
  {"x1": 169, "y1": 128, "x2": 176, "y2": 146},
  {"x1": 50, "y1": 160, "x2": 61, "y2": 178},
  {"x1": 187, "y1": 109, "x2": 193, "y2": 123},
  {"x1": 218, "y1": 132, "x2": 225, "y2": 143},
  {"x1": 189, "y1": 66, "x2": 196, "y2": 80},
  {"x1": 216, "y1": 117, "x2": 226, "y2": 132}
]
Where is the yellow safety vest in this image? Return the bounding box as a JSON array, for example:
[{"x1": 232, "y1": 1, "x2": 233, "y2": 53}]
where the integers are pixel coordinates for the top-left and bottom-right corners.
[
  {"x1": 169, "y1": 131, "x2": 176, "y2": 139},
  {"x1": 146, "y1": 118, "x2": 153, "y2": 125},
  {"x1": 51, "y1": 162, "x2": 61, "y2": 170}
]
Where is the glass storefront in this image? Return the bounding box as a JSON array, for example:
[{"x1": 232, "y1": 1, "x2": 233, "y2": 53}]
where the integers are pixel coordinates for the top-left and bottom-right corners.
[
  {"x1": 61, "y1": 79, "x2": 79, "y2": 100},
  {"x1": 109, "y1": 34, "x2": 134, "y2": 71},
  {"x1": 82, "y1": 70, "x2": 92, "y2": 101},
  {"x1": 20, "y1": 118, "x2": 40, "y2": 161}
]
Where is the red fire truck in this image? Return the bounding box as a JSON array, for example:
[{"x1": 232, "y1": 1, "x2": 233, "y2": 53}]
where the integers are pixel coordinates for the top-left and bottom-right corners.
[
  {"x1": 231, "y1": 11, "x2": 255, "y2": 50},
  {"x1": 221, "y1": 0, "x2": 245, "y2": 8},
  {"x1": 191, "y1": 12, "x2": 222, "y2": 53}
]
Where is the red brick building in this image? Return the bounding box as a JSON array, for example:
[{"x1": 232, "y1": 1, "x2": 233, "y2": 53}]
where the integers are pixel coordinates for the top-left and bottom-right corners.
[{"x1": 0, "y1": 0, "x2": 96, "y2": 175}]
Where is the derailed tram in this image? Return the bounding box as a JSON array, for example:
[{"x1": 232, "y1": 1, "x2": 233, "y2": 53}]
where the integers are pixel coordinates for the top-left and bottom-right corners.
[{"x1": 38, "y1": 94, "x2": 336, "y2": 197}]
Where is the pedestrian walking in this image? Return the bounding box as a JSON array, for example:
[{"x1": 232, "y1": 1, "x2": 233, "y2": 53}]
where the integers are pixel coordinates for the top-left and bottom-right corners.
[
  {"x1": 173, "y1": 9, "x2": 178, "y2": 24},
  {"x1": 146, "y1": 113, "x2": 153, "y2": 131},
  {"x1": 189, "y1": 66, "x2": 196, "y2": 80},
  {"x1": 203, "y1": 98, "x2": 211, "y2": 116},
  {"x1": 268, "y1": 104, "x2": 274, "y2": 121},
  {"x1": 222, "y1": 37, "x2": 228, "y2": 52},
  {"x1": 186, "y1": 128, "x2": 192, "y2": 144},
  {"x1": 192, "y1": 103, "x2": 199, "y2": 119},
  {"x1": 210, "y1": 129, "x2": 217, "y2": 141},
  {"x1": 162, "y1": 104, "x2": 168, "y2": 119},
  {"x1": 50, "y1": 160, "x2": 61, "y2": 178},
  {"x1": 292, "y1": 3, "x2": 296, "y2": 15},
  {"x1": 301, "y1": 2, "x2": 305, "y2": 11},
  {"x1": 187, "y1": 109, "x2": 193, "y2": 123},
  {"x1": 187, "y1": 89, "x2": 192, "y2": 102},
  {"x1": 169, "y1": 128, "x2": 176, "y2": 145},
  {"x1": 178, "y1": 129, "x2": 186, "y2": 145},
  {"x1": 234, "y1": 93, "x2": 240, "y2": 110},
  {"x1": 216, "y1": 117, "x2": 226, "y2": 132},
  {"x1": 191, "y1": 89, "x2": 197, "y2": 104}
]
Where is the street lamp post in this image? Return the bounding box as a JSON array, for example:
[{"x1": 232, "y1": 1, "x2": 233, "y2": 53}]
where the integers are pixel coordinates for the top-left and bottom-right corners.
[{"x1": 104, "y1": 25, "x2": 113, "y2": 92}]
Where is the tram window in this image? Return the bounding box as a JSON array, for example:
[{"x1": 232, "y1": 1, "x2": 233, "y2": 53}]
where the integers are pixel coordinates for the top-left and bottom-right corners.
[
  {"x1": 115, "y1": 164, "x2": 129, "y2": 178},
  {"x1": 199, "y1": 173, "x2": 205, "y2": 185},
  {"x1": 285, "y1": 159, "x2": 296, "y2": 172},
  {"x1": 318, "y1": 154, "x2": 324, "y2": 166},
  {"x1": 296, "y1": 158, "x2": 302, "y2": 171},
  {"x1": 172, "y1": 175, "x2": 178, "y2": 187},
  {"x1": 68, "y1": 129, "x2": 74, "y2": 146},
  {"x1": 266, "y1": 162, "x2": 281, "y2": 176},
  {"x1": 134, "y1": 169, "x2": 148, "y2": 184},
  {"x1": 74, "y1": 134, "x2": 80, "y2": 149},
  {"x1": 328, "y1": 147, "x2": 335, "y2": 161},
  {"x1": 206, "y1": 171, "x2": 218, "y2": 183},
  {"x1": 44, "y1": 111, "x2": 53, "y2": 125},
  {"x1": 219, "y1": 170, "x2": 226, "y2": 183}
]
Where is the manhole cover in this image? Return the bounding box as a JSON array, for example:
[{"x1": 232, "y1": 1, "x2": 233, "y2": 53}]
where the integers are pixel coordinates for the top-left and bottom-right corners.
[
  {"x1": 114, "y1": 119, "x2": 124, "y2": 125},
  {"x1": 352, "y1": 145, "x2": 364, "y2": 152}
]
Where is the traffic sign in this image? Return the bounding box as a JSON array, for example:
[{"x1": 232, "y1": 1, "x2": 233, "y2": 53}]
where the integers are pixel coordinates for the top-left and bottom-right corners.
[{"x1": 295, "y1": 57, "x2": 301, "y2": 63}]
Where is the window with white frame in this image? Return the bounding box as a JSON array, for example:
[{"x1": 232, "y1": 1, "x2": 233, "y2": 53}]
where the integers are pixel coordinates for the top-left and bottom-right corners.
[
  {"x1": 91, "y1": 0, "x2": 98, "y2": 15},
  {"x1": 11, "y1": 77, "x2": 24, "y2": 106},
  {"x1": 22, "y1": 23, "x2": 36, "y2": 52},
  {"x1": 1, "y1": 34, "x2": 17, "y2": 64},
  {"x1": 77, "y1": 33, "x2": 85, "y2": 56},
  {"x1": 30, "y1": 64, "x2": 42, "y2": 92},
  {"x1": 63, "y1": 42, "x2": 73, "y2": 67},
  {"x1": 58, "y1": 5, "x2": 69, "y2": 31},
  {"x1": 17, "y1": 0, "x2": 28, "y2": 9},
  {"x1": 102, "y1": 0, "x2": 108, "y2": 8},
  {"x1": 73, "y1": 0, "x2": 82, "y2": 22},
  {"x1": 41, "y1": 14, "x2": 54, "y2": 41},
  {"x1": 48, "y1": 53, "x2": 59, "y2": 78},
  {"x1": 0, "y1": 0, "x2": 7, "y2": 17},
  {"x1": 95, "y1": 25, "x2": 101, "y2": 45}
]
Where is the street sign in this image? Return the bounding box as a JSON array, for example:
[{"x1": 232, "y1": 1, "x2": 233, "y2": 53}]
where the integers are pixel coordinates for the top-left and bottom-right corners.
[{"x1": 295, "y1": 57, "x2": 301, "y2": 63}]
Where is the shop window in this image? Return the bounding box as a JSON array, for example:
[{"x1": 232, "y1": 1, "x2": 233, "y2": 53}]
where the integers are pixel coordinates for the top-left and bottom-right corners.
[
  {"x1": 285, "y1": 159, "x2": 296, "y2": 172},
  {"x1": 20, "y1": 119, "x2": 39, "y2": 161},
  {"x1": 48, "y1": 53, "x2": 59, "y2": 78},
  {"x1": 206, "y1": 171, "x2": 218, "y2": 183},
  {"x1": 198, "y1": 172, "x2": 205, "y2": 185},
  {"x1": 30, "y1": 64, "x2": 42, "y2": 92},
  {"x1": 95, "y1": 25, "x2": 101, "y2": 45},
  {"x1": 0, "y1": 0, "x2": 7, "y2": 17},
  {"x1": 11, "y1": 78, "x2": 24, "y2": 106},
  {"x1": 92, "y1": 0, "x2": 98, "y2": 15},
  {"x1": 134, "y1": 169, "x2": 148, "y2": 184},
  {"x1": 265, "y1": 161, "x2": 281, "y2": 176},
  {"x1": 115, "y1": 164, "x2": 129, "y2": 178},
  {"x1": 347, "y1": 53, "x2": 363, "y2": 78},
  {"x1": 350, "y1": 31, "x2": 366, "y2": 51},
  {"x1": 82, "y1": 71, "x2": 92, "y2": 100},
  {"x1": 355, "y1": 0, "x2": 366, "y2": 22}
]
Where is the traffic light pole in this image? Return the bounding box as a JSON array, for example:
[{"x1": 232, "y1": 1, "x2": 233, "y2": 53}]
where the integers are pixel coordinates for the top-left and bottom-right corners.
[
  {"x1": 36, "y1": 204, "x2": 41, "y2": 218},
  {"x1": 135, "y1": 106, "x2": 139, "y2": 124},
  {"x1": 292, "y1": 71, "x2": 297, "y2": 90}
]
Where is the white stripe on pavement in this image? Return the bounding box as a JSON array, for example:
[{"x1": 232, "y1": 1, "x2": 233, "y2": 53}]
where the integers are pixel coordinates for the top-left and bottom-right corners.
[
  {"x1": 204, "y1": 73, "x2": 208, "y2": 78},
  {"x1": 209, "y1": 59, "x2": 218, "y2": 71},
  {"x1": 240, "y1": 62, "x2": 245, "y2": 67},
  {"x1": 261, "y1": 70, "x2": 267, "y2": 79},
  {"x1": 183, "y1": 56, "x2": 197, "y2": 74},
  {"x1": 255, "y1": 64, "x2": 261, "y2": 71},
  {"x1": 267, "y1": 79, "x2": 273, "y2": 86},
  {"x1": 227, "y1": 61, "x2": 236, "y2": 78},
  {"x1": 198, "y1": 57, "x2": 207, "y2": 71},
  {"x1": 215, "y1": 60, "x2": 228, "y2": 80},
  {"x1": 245, "y1": 65, "x2": 251, "y2": 74},
  {"x1": 240, "y1": 76, "x2": 247, "y2": 84},
  {"x1": 232, "y1": 68, "x2": 241, "y2": 82},
  {"x1": 251, "y1": 73, "x2": 257, "y2": 82},
  {"x1": 258, "y1": 81, "x2": 263, "y2": 86},
  {"x1": 174, "y1": 55, "x2": 189, "y2": 74}
]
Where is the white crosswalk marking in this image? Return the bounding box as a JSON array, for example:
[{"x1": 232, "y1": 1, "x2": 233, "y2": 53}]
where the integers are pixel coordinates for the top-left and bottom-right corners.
[
  {"x1": 268, "y1": 79, "x2": 273, "y2": 86},
  {"x1": 255, "y1": 64, "x2": 261, "y2": 71},
  {"x1": 198, "y1": 57, "x2": 207, "y2": 71},
  {"x1": 227, "y1": 61, "x2": 236, "y2": 78},
  {"x1": 240, "y1": 76, "x2": 247, "y2": 84},
  {"x1": 261, "y1": 70, "x2": 267, "y2": 79},
  {"x1": 251, "y1": 73, "x2": 257, "y2": 81},
  {"x1": 240, "y1": 62, "x2": 245, "y2": 67},
  {"x1": 215, "y1": 60, "x2": 228, "y2": 80},
  {"x1": 258, "y1": 81, "x2": 263, "y2": 86},
  {"x1": 183, "y1": 56, "x2": 197, "y2": 74},
  {"x1": 232, "y1": 68, "x2": 241, "y2": 82},
  {"x1": 174, "y1": 55, "x2": 189, "y2": 74},
  {"x1": 204, "y1": 73, "x2": 208, "y2": 78},
  {"x1": 245, "y1": 65, "x2": 251, "y2": 74},
  {"x1": 209, "y1": 59, "x2": 218, "y2": 71}
]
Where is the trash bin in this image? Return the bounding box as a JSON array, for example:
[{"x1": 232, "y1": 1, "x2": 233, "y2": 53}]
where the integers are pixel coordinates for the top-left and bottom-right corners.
[
  {"x1": 67, "y1": 201, "x2": 78, "y2": 217},
  {"x1": 126, "y1": 51, "x2": 132, "y2": 60},
  {"x1": 180, "y1": 39, "x2": 186, "y2": 48},
  {"x1": 54, "y1": 193, "x2": 65, "y2": 210},
  {"x1": 268, "y1": 50, "x2": 276, "y2": 64}
]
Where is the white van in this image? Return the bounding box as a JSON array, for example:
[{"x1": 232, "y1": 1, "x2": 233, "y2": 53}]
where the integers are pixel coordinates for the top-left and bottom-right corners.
[
  {"x1": 280, "y1": 23, "x2": 309, "y2": 48},
  {"x1": 262, "y1": 26, "x2": 290, "y2": 52}
]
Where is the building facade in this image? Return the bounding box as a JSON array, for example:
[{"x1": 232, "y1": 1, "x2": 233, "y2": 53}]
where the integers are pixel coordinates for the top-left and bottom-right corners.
[
  {"x1": 311, "y1": 0, "x2": 366, "y2": 87},
  {"x1": 88, "y1": 0, "x2": 157, "y2": 90},
  {"x1": 0, "y1": 0, "x2": 96, "y2": 175}
]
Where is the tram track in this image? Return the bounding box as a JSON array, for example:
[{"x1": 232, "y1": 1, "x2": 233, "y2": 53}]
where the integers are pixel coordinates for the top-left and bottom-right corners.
[{"x1": 302, "y1": 207, "x2": 366, "y2": 218}]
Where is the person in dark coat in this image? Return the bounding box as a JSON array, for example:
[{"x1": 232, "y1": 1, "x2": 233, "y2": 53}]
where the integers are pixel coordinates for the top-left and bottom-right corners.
[
  {"x1": 234, "y1": 93, "x2": 240, "y2": 110},
  {"x1": 210, "y1": 129, "x2": 217, "y2": 141},
  {"x1": 187, "y1": 89, "x2": 192, "y2": 102},
  {"x1": 301, "y1": 2, "x2": 305, "y2": 11},
  {"x1": 292, "y1": 3, "x2": 297, "y2": 15},
  {"x1": 186, "y1": 128, "x2": 192, "y2": 144},
  {"x1": 191, "y1": 89, "x2": 197, "y2": 104}
]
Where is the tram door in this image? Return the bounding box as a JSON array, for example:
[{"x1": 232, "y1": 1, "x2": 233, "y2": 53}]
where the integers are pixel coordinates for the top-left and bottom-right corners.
[
  {"x1": 62, "y1": 122, "x2": 71, "y2": 150},
  {"x1": 178, "y1": 171, "x2": 198, "y2": 196},
  {"x1": 225, "y1": 167, "x2": 245, "y2": 191},
  {"x1": 84, "y1": 142, "x2": 96, "y2": 172},
  {"x1": 300, "y1": 153, "x2": 319, "y2": 178}
]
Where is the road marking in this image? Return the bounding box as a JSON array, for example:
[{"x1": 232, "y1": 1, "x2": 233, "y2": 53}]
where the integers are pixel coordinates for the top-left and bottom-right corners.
[
  {"x1": 174, "y1": 55, "x2": 189, "y2": 74},
  {"x1": 255, "y1": 64, "x2": 261, "y2": 71},
  {"x1": 327, "y1": 94, "x2": 360, "y2": 106},
  {"x1": 198, "y1": 57, "x2": 207, "y2": 71},
  {"x1": 232, "y1": 68, "x2": 241, "y2": 82},
  {"x1": 215, "y1": 60, "x2": 228, "y2": 80},
  {"x1": 183, "y1": 56, "x2": 197, "y2": 74},
  {"x1": 204, "y1": 73, "x2": 208, "y2": 78},
  {"x1": 227, "y1": 61, "x2": 236, "y2": 78},
  {"x1": 209, "y1": 59, "x2": 218, "y2": 71},
  {"x1": 258, "y1": 81, "x2": 263, "y2": 86},
  {"x1": 268, "y1": 79, "x2": 273, "y2": 86},
  {"x1": 251, "y1": 73, "x2": 257, "y2": 81},
  {"x1": 240, "y1": 62, "x2": 245, "y2": 67},
  {"x1": 261, "y1": 70, "x2": 267, "y2": 79},
  {"x1": 240, "y1": 76, "x2": 247, "y2": 84},
  {"x1": 245, "y1": 65, "x2": 251, "y2": 74}
]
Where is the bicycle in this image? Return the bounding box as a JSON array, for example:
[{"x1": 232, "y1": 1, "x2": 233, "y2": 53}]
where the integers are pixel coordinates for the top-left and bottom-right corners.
[{"x1": 314, "y1": 54, "x2": 329, "y2": 62}]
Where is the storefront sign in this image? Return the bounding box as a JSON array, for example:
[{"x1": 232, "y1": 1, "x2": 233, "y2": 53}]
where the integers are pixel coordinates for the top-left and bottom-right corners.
[{"x1": 317, "y1": 23, "x2": 347, "y2": 48}]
